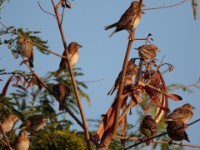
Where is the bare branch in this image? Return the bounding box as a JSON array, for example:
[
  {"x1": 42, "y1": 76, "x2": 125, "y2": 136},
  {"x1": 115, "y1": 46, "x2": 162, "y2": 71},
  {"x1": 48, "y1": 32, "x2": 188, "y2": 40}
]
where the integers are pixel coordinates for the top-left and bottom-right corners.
[
  {"x1": 51, "y1": 0, "x2": 91, "y2": 149},
  {"x1": 38, "y1": 1, "x2": 55, "y2": 16},
  {"x1": 143, "y1": 0, "x2": 189, "y2": 11}
]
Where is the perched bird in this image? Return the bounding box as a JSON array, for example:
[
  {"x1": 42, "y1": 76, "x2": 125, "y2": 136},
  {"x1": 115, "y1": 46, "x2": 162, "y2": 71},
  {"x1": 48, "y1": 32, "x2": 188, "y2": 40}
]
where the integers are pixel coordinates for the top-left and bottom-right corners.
[
  {"x1": 20, "y1": 115, "x2": 47, "y2": 134},
  {"x1": 166, "y1": 103, "x2": 195, "y2": 123},
  {"x1": 107, "y1": 59, "x2": 138, "y2": 95},
  {"x1": 167, "y1": 121, "x2": 190, "y2": 143},
  {"x1": 0, "y1": 114, "x2": 19, "y2": 134},
  {"x1": 14, "y1": 129, "x2": 30, "y2": 150},
  {"x1": 104, "y1": 1, "x2": 143, "y2": 37},
  {"x1": 55, "y1": 42, "x2": 82, "y2": 76},
  {"x1": 140, "y1": 115, "x2": 157, "y2": 145},
  {"x1": 52, "y1": 83, "x2": 71, "y2": 111},
  {"x1": 17, "y1": 37, "x2": 34, "y2": 68},
  {"x1": 135, "y1": 44, "x2": 160, "y2": 60}
]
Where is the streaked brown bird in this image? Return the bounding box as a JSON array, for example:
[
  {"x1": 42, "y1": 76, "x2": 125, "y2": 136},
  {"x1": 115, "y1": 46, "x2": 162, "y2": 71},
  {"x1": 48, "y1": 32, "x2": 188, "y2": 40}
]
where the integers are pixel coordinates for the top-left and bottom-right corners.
[
  {"x1": 20, "y1": 115, "x2": 47, "y2": 134},
  {"x1": 135, "y1": 44, "x2": 160, "y2": 60},
  {"x1": 0, "y1": 114, "x2": 19, "y2": 134},
  {"x1": 167, "y1": 121, "x2": 190, "y2": 143},
  {"x1": 104, "y1": 1, "x2": 143, "y2": 37},
  {"x1": 107, "y1": 58, "x2": 138, "y2": 95},
  {"x1": 17, "y1": 37, "x2": 34, "y2": 68},
  {"x1": 14, "y1": 129, "x2": 30, "y2": 150},
  {"x1": 140, "y1": 115, "x2": 157, "y2": 145},
  {"x1": 55, "y1": 42, "x2": 82, "y2": 76},
  {"x1": 52, "y1": 83, "x2": 71, "y2": 111},
  {"x1": 166, "y1": 103, "x2": 195, "y2": 123}
]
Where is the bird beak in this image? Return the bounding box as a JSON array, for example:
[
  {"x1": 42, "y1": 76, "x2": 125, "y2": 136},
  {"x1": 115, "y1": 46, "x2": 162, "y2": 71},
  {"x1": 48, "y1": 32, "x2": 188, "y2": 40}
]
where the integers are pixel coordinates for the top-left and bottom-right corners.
[
  {"x1": 78, "y1": 44, "x2": 82, "y2": 48},
  {"x1": 192, "y1": 106, "x2": 195, "y2": 109}
]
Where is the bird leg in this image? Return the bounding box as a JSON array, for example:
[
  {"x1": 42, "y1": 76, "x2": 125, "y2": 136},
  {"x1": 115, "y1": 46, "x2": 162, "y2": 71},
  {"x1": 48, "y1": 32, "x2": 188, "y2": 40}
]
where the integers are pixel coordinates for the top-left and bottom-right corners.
[{"x1": 128, "y1": 30, "x2": 135, "y2": 41}]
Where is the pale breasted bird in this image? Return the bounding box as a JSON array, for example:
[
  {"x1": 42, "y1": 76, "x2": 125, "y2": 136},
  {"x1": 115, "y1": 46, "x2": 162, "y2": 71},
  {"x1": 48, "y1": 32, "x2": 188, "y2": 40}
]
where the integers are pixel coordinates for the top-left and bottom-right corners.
[
  {"x1": 14, "y1": 129, "x2": 30, "y2": 150},
  {"x1": 166, "y1": 103, "x2": 195, "y2": 123},
  {"x1": 55, "y1": 42, "x2": 82, "y2": 76},
  {"x1": 140, "y1": 115, "x2": 157, "y2": 145},
  {"x1": 135, "y1": 44, "x2": 160, "y2": 60},
  {"x1": 104, "y1": 1, "x2": 143, "y2": 37},
  {"x1": 107, "y1": 58, "x2": 138, "y2": 95},
  {"x1": 20, "y1": 115, "x2": 47, "y2": 134},
  {"x1": 167, "y1": 121, "x2": 190, "y2": 143},
  {"x1": 52, "y1": 83, "x2": 71, "y2": 111},
  {"x1": 0, "y1": 114, "x2": 19, "y2": 134},
  {"x1": 17, "y1": 37, "x2": 34, "y2": 68}
]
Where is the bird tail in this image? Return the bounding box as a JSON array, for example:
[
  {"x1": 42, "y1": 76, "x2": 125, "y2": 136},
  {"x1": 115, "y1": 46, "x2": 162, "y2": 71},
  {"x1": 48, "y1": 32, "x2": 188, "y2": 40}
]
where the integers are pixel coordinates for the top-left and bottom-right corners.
[
  {"x1": 104, "y1": 23, "x2": 117, "y2": 30},
  {"x1": 107, "y1": 87, "x2": 116, "y2": 95},
  {"x1": 109, "y1": 30, "x2": 117, "y2": 38},
  {"x1": 146, "y1": 139, "x2": 150, "y2": 145},
  {"x1": 29, "y1": 59, "x2": 34, "y2": 68}
]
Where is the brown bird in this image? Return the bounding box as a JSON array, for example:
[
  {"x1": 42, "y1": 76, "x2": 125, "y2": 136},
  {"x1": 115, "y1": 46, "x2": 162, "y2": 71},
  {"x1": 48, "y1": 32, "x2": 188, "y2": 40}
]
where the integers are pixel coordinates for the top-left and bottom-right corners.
[
  {"x1": 52, "y1": 83, "x2": 71, "y2": 111},
  {"x1": 0, "y1": 114, "x2": 19, "y2": 134},
  {"x1": 166, "y1": 103, "x2": 195, "y2": 123},
  {"x1": 14, "y1": 129, "x2": 30, "y2": 150},
  {"x1": 20, "y1": 115, "x2": 47, "y2": 134},
  {"x1": 104, "y1": 1, "x2": 143, "y2": 37},
  {"x1": 107, "y1": 58, "x2": 138, "y2": 95},
  {"x1": 167, "y1": 121, "x2": 190, "y2": 143},
  {"x1": 17, "y1": 37, "x2": 34, "y2": 67},
  {"x1": 55, "y1": 42, "x2": 82, "y2": 76},
  {"x1": 140, "y1": 115, "x2": 157, "y2": 145},
  {"x1": 135, "y1": 44, "x2": 160, "y2": 60}
]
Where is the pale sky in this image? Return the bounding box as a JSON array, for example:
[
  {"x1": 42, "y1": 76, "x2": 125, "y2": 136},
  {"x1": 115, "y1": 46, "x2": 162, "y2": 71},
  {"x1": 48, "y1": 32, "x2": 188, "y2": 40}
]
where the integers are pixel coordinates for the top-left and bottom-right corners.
[{"x1": 1, "y1": 0, "x2": 200, "y2": 149}]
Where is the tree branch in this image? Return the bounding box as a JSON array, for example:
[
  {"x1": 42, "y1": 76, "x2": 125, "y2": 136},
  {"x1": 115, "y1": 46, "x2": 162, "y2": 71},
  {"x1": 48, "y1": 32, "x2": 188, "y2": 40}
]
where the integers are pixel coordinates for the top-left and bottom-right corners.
[
  {"x1": 115, "y1": 135, "x2": 200, "y2": 148},
  {"x1": 125, "y1": 118, "x2": 200, "y2": 149},
  {"x1": 143, "y1": 0, "x2": 189, "y2": 11},
  {"x1": 51, "y1": 0, "x2": 91, "y2": 149}
]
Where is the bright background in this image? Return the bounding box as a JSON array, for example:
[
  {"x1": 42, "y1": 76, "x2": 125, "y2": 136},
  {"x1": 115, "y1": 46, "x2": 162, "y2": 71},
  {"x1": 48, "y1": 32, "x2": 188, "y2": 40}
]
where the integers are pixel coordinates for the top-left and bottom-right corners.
[{"x1": 0, "y1": 0, "x2": 200, "y2": 149}]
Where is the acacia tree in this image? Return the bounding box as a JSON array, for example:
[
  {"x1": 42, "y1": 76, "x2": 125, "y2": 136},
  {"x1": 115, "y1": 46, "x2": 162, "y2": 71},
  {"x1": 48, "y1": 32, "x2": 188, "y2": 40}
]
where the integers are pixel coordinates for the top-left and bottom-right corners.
[{"x1": 0, "y1": 0, "x2": 199, "y2": 150}]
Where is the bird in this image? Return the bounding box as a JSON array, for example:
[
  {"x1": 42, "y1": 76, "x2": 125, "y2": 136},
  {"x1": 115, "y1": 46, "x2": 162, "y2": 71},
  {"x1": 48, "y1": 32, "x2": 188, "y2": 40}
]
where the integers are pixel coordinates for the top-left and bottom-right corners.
[
  {"x1": 166, "y1": 103, "x2": 195, "y2": 123},
  {"x1": 107, "y1": 58, "x2": 138, "y2": 95},
  {"x1": 0, "y1": 114, "x2": 19, "y2": 134},
  {"x1": 20, "y1": 115, "x2": 47, "y2": 134},
  {"x1": 135, "y1": 44, "x2": 160, "y2": 60},
  {"x1": 140, "y1": 115, "x2": 157, "y2": 145},
  {"x1": 167, "y1": 121, "x2": 190, "y2": 143},
  {"x1": 55, "y1": 42, "x2": 82, "y2": 76},
  {"x1": 52, "y1": 83, "x2": 71, "y2": 111},
  {"x1": 13, "y1": 129, "x2": 30, "y2": 150},
  {"x1": 17, "y1": 36, "x2": 34, "y2": 68},
  {"x1": 104, "y1": 1, "x2": 143, "y2": 37}
]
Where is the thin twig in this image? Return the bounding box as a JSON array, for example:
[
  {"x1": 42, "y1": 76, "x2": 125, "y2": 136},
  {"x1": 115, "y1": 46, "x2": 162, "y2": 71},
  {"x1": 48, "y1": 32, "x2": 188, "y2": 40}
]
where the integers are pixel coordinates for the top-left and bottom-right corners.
[
  {"x1": 38, "y1": 1, "x2": 55, "y2": 16},
  {"x1": 51, "y1": 0, "x2": 91, "y2": 149},
  {"x1": 115, "y1": 135, "x2": 200, "y2": 148},
  {"x1": 125, "y1": 118, "x2": 200, "y2": 149},
  {"x1": 143, "y1": 0, "x2": 189, "y2": 11}
]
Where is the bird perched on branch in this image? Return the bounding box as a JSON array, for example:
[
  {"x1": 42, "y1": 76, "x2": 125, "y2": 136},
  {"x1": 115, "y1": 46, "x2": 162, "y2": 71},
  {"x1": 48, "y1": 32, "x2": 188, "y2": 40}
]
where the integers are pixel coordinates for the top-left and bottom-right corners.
[
  {"x1": 107, "y1": 58, "x2": 138, "y2": 95},
  {"x1": 17, "y1": 37, "x2": 34, "y2": 68},
  {"x1": 104, "y1": 1, "x2": 143, "y2": 37},
  {"x1": 140, "y1": 115, "x2": 157, "y2": 145},
  {"x1": 52, "y1": 83, "x2": 71, "y2": 111},
  {"x1": 135, "y1": 44, "x2": 160, "y2": 60},
  {"x1": 20, "y1": 115, "x2": 47, "y2": 134},
  {"x1": 166, "y1": 103, "x2": 195, "y2": 123},
  {"x1": 55, "y1": 42, "x2": 82, "y2": 76},
  {"x1": 167, "y1": 121, "x2": 190, "y2": 143},
  {"x1": 14, "y1": 129, "x2": 30, "y2": 150},
  {"x1": 0, "y1": 114, "x2": 19, "y2": 134}
]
